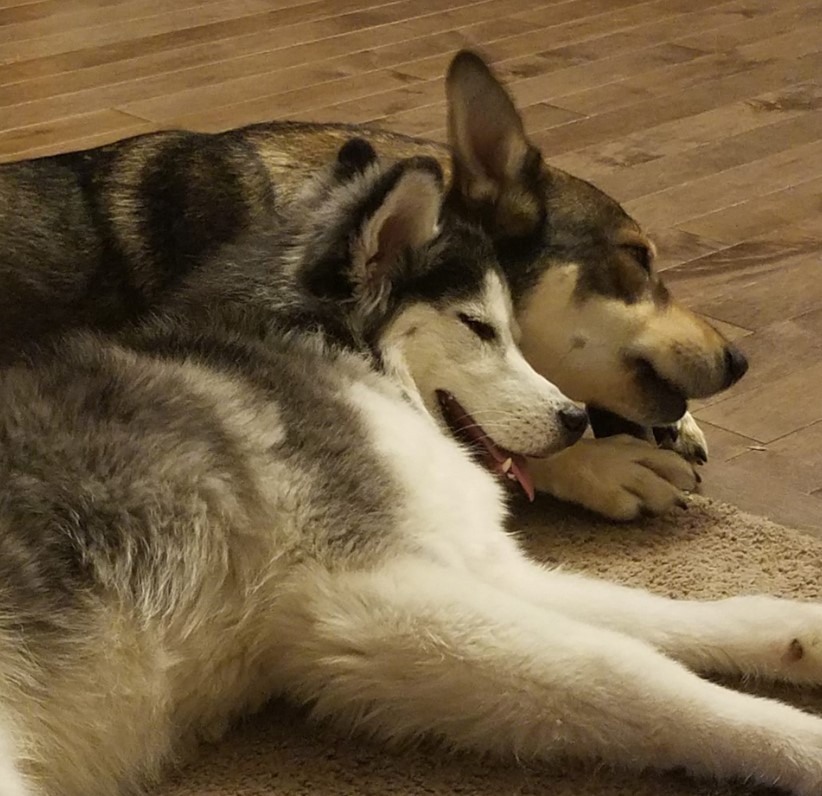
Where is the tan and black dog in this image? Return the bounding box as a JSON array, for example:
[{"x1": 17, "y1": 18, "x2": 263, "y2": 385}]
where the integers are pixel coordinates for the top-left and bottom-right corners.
[{"x1": 0, "y1": 50, "x2": 746, "y2": 518}]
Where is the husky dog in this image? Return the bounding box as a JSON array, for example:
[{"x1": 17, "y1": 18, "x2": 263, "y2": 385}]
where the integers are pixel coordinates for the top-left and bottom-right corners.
[
  {"x1": 0, "y1": 140, "x2": 820, "y2": 796},
  {"x1": 0, "y1": 51, "x2": 745, "y2": 520}
]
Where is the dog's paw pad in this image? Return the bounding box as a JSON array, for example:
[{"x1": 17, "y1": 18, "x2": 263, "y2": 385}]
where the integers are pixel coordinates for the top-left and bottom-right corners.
[{"x1": 785, "y1": 638, "x2": 805, "y2": 663}]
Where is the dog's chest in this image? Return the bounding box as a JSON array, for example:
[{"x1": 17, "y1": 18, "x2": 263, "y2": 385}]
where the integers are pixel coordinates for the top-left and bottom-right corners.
[{"x1": 346, "y1": 380, "x2": 512, "y2": 570}]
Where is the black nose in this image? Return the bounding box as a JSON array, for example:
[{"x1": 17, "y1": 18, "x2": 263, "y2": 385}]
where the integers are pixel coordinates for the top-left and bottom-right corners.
[
  {"x1": 724, "y1": 345, "x2": 749, "y2": 387},
  {"x1": 559, "y1": 405, "x2": 589, "y2": 435}
]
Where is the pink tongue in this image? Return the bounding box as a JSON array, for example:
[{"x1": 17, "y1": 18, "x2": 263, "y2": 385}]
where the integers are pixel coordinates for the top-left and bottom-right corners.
[
  {"x1": 488, "y1": 447, "x2": 535, "y2": 503},
  {"x1": 437, "y1": 392, "x2": 535, "y2": 502}
]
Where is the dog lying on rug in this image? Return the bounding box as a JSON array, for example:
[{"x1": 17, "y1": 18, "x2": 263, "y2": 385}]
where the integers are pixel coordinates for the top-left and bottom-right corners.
[
  {"x1": 0, "y1": 51, "x2": 747, "y2": 520},
  {"x1": 0, "y1": 139, "x2": 819, "y2": 796},
  {"x1": 155, "y1": 496, "x2": 822, "y2": 796}
]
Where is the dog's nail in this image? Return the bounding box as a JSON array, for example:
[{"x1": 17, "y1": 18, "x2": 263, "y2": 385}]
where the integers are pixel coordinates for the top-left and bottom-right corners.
[
  {"x1": 676, "y1": 498, "x2": 688, "y2": 510},
  {"x1": 694, "y1": 470, "x2": 702, "y2": 484},
  {"x1": 694, "y1": 447, "x2": 707, "y2": 465}
]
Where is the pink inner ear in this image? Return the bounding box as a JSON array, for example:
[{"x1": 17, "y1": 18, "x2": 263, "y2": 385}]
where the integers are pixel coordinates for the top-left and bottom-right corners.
[
  {"x1": 449, "y1": 62, "x2": 529, "y2": 184},
  {"x1": 468, "y1": 126, "x2": 511, "y2": 182},
  {"x1": 376, "y1": 214, "x2": 412, "y2": 269}
]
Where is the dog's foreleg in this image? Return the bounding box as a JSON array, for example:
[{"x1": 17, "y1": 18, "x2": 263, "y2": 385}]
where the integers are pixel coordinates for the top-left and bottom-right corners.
[
  {"x1": 528, "y1": 435, "x2": 697, "y2": 520},
  {"x1": 480, "y1": 557, "x2": 822, "y2": 685},
  {"x1": 278, "y1": 559, "x2": 822, "y2": 795}
]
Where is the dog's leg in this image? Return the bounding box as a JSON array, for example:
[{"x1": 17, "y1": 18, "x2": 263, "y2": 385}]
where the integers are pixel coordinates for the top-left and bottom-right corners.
[
  {"x1": 653, "y1": 411, "x2": 709, "y2": 465},
  {"x1": 279, "y1": 559, "x2": 822, "y2": 794},
  {"x1": 480, "y1": 556, "x2": 822, "y2": 685},
  {"x1": 0, "y1": 720, "x2": 34, "y2": 796},
  {"x1": 529, "y1": 434, "x2": 697, "y2": 520}
]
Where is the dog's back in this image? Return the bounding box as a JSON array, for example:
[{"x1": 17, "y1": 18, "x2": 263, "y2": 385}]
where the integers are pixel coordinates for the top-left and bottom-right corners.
[{"x1": 0, "y1": 121, "x2": 440, "y2": 364}]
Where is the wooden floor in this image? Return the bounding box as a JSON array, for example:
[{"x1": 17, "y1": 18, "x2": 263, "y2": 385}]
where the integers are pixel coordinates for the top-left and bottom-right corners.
[{"x1": 2, "y1": 0, "x2": 821, "y2": 533}]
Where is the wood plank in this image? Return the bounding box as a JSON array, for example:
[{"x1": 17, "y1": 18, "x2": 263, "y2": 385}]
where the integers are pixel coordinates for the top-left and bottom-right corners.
[
  {"x1": 379, "y1": 0, "x2": 762, "y2": 134},
  {"x1": 531, "y1": 50, "x2": 822, "y2": 157},
  {"x1": 769, "y1": 420, "x2": 822, "y2": 473},
  {"x1": 0, "y1": 0, "x2": 239, "y2": 44},
  {"x1": 550, "y1": 88, "x2": 822, "y2": 197},
  {"x1": 663, "y1": 238, "x2": 822, "y2": 332},
  {"x1": 624, "y1": 138, "x2": 822, "y2": 231},
  {"x1": 695, "y1": 360, "x2": 822, "y2": 444},
  {"x1": 698, "y1": 421, "x2": 760, "y2": 464},
  {"x1": 397, "y1": 0, "x2": 748, "y2": 82},
  {"x1": 0, "y1": 108, "x2": 156, "y2": 162},
  {"x1": 0, "y1": 0, "x2": 418, "y2": 86},
  {"x1": 678, "y1": 174, "x2": 822, "y2": 245},
  {"x1": 541, "y1": 3, "x2": 822, "y2": 116},
  {"x1": 116, "y1": 0, "x2": 549, "y2": 125},
  {"x1": 699, "y1": 451, "x2": 822, "y2": 534},
  {"x1": 0, "y1": 0, "x2": 415, "y2": 100},
  {"x1": 0, "y1": 0, "x2": 277, "y2": 62}
]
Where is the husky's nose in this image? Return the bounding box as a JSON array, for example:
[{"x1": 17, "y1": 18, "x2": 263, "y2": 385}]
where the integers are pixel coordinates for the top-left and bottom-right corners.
[
  {"x1": 559, "y1": 405, "x2": 589, "y2": 435},
  {"x1": 723, "y1": 345, "x2": 748, "y2": 388}
]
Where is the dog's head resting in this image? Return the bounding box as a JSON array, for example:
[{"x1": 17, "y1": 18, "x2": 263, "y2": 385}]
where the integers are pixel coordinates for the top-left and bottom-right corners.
[
  {"x1": 443, "y1": 50, "x2": 748, "y2": 426},
  {"x1": 292, "y1": 139, "x2": 587, "y2": 496}
]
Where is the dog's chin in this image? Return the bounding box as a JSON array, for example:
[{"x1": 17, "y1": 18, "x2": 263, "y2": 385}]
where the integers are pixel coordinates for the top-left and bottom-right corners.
[{"x1": 627, "y1": 358, "x2": 689, "y2": 425}]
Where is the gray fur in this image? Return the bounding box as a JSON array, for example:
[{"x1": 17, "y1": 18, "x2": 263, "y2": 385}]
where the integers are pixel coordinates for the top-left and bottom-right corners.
[{"x1": 0, "y1": 146, "x2": 549, "y2": 795}]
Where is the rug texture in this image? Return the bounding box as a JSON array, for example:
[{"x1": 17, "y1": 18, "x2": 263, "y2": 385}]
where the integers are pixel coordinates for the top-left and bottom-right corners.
[{"x1": 155, "y1": 496, "x2": 822, "y2": 796}]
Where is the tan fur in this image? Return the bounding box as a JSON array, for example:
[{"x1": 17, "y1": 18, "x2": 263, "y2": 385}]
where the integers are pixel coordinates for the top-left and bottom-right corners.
[{"x1": 517, "y1": 265, "x2": 730, "y2": 425}]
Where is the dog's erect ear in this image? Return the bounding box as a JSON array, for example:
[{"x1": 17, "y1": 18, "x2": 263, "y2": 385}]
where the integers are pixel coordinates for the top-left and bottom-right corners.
[
  {"x1": 446, "y1": 50, "x2": 544, "y2": 238},
  {"x1": 334, "y1": 137, "x2": 378, "y2": 181},
  {"x1": 350, "y1": 156, "x2": 443, "y2": 305}
]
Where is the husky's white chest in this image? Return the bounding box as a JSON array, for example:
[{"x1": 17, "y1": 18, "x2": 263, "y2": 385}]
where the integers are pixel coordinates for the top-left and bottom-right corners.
[{"x1": 346, "y1": 380, "x2": 513, "y2": 570}]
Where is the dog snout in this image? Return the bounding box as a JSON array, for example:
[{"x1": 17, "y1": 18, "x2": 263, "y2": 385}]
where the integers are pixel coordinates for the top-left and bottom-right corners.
[
  {"x1": 723, "y1": 345, "x2": 748, "y2": 388},
  {"x1": 559, "y1": 405, "x2": 589, "y2": 438}
]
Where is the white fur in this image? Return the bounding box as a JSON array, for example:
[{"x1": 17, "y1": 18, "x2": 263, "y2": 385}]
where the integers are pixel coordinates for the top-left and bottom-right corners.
[
  {"x1": 268, "y1": 264, "x2": 822, "y2": 793},
  {"x1": 383, "y1": 271, "x2": 581, "y2": 457},
  {"x1": 0, "y1": 722, "x2": 30, "y2": 796},
  {"x1": 669, "y1": 410, "x2": 710, "y2": 463},
  {"x1": 5, "y1": 302, "x2": 822, "y2": 796},
  {"x1": 274, "y1": 373, "x2": 822, "y2": 795}
]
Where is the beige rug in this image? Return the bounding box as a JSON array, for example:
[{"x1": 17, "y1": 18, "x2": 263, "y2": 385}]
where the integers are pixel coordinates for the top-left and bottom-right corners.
[{"x1": 157, "y1": 496, "x2": 822, "y2": 796}]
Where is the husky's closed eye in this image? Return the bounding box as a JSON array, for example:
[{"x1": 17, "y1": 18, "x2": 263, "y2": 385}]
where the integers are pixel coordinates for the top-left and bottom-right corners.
[
  {"x1": 622, "y1": 244, "x2": 653, "y2": 273},
  {"x1": 457, "y1": 313, "x2": 497, "y2": 342}
]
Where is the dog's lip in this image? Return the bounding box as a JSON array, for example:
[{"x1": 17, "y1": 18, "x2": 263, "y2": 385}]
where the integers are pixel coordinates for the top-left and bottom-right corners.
[
  {"x1": 435, "y1": 389, "x2": 535, "y2": 501},
  {"x1": 632, "y1": 357, "x2": 688, "y2": 423}
]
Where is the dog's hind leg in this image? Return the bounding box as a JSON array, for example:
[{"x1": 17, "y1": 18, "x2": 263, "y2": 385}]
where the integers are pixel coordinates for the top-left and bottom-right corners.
[
  {"x1": 479, "y1": 559, "x2": 822, "y2": 686},
  {"x1": 278, "y1": 559, "x2": 822, "y2": 795}
]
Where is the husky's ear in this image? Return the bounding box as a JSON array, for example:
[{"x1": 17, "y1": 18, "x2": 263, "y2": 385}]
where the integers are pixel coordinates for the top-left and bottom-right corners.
[
  {"x1": 334, "y1": 137, "x2": 378, "y2": 181},
  {"x1": 446, "y1": 50, "x2": 544, "y2": 238},
  {"x1": 350, "y1": 156, "x2": 443, "y2": 304}
]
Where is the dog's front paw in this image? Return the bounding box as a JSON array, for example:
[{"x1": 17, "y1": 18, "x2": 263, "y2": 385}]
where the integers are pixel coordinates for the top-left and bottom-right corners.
[
  {"x1": 530, "y1": 435, "x2": 698, "y2": 520},
  {"x1": 653, "y1": 411, "x2": 708, "y2": 465}
]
